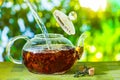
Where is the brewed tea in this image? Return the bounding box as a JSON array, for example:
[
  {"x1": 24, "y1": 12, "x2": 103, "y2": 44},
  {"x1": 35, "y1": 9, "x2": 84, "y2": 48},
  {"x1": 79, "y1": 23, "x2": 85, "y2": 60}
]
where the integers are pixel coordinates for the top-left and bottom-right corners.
[{"x1": 23, "y1": 46, "x2": 81, "y2": 74}]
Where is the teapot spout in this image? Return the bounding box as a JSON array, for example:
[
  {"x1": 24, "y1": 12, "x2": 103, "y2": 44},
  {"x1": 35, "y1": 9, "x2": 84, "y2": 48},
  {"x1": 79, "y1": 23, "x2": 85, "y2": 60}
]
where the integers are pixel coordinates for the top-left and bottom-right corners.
[
  {"x1": 75, "y1": 32, "x2": 88, "y2": 59},
  {"x1": 77, "y1": 31, "x2": 88, "y2": 47}
]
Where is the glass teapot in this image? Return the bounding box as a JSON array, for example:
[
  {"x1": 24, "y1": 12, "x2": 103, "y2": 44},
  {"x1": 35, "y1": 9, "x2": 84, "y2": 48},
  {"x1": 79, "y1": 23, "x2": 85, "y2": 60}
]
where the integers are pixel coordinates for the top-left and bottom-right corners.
[{"x1": 6, "y1": 33, "x2": 86, "y2": 74}]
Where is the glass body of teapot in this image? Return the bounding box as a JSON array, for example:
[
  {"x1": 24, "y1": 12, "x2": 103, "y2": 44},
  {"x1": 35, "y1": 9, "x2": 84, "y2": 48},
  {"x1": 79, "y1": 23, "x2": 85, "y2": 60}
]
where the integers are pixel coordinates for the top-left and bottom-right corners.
[{"x1": 6, "y1": 33, "x2": 83, "y2": 74}]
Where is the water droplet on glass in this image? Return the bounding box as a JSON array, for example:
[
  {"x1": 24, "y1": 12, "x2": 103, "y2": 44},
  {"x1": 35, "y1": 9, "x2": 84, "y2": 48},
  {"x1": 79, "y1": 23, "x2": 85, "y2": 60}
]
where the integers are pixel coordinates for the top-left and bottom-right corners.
[{"x1": 68, "y1": 11, "x2": 77, "y2": 21}]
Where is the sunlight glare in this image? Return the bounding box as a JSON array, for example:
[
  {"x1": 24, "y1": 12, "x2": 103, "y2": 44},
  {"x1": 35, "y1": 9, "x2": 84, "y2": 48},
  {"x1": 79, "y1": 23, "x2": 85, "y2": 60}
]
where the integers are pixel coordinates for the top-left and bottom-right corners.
[{"x1": 79, "y1": 0, "x2": 107, "y2": 12}]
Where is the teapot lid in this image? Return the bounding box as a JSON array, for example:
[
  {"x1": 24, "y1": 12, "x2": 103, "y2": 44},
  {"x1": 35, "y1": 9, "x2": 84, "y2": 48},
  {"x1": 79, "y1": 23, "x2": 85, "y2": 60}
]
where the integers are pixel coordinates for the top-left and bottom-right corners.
[{"x1": 53, "y1": 10, "x2": 75, "y2": 35}]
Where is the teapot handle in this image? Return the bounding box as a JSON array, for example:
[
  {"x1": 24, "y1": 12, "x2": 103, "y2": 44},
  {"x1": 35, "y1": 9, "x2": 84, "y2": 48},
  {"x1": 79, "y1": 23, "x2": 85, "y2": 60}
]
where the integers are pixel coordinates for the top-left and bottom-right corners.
[{"x1": 6, "y1": 36, "x2": 30, "y2": 64}]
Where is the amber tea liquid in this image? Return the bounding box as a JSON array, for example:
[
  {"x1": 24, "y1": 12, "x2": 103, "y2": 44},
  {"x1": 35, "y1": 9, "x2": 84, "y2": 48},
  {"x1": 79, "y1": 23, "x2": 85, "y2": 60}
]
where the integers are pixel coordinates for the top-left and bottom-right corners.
[{"x1": 22, "y1": 46, "x2": 80, "y2": 74}]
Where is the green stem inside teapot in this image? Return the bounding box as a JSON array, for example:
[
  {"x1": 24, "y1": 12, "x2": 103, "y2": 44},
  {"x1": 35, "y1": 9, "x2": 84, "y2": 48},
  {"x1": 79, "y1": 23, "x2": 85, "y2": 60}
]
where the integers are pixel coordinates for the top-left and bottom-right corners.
[{"x1": 25, "y1": 0, "x2": 51, "y2": 49}]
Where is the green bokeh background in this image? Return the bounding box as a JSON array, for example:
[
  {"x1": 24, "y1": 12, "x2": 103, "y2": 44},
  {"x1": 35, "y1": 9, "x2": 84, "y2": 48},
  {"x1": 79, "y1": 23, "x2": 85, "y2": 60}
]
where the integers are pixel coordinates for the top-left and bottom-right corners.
[{"x1": 0, "y1": 0, "x2": 120, "y2": 62}]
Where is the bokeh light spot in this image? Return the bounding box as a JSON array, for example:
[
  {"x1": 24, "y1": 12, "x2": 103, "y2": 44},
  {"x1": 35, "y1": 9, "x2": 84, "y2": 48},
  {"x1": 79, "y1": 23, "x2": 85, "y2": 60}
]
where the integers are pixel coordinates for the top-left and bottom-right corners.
[
  {"x1": 89, "y1": 45, "x2": 96, "y2": 53},
  {"x1": 68, "y1": 11, "x2": 77, "y2": 21},
  {"x1": 96, "y1": 52, "x2": 103, "y2": 59},
  {"x1": 115, "y1": 53, "x2": 120, "y2": 61}
]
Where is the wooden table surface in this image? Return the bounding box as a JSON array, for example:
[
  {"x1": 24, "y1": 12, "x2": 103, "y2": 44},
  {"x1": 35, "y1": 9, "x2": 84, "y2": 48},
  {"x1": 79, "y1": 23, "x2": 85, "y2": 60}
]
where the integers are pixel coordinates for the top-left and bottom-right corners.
[{"x1": 0, "y1": 62, "x2": 120, "y2": 80}]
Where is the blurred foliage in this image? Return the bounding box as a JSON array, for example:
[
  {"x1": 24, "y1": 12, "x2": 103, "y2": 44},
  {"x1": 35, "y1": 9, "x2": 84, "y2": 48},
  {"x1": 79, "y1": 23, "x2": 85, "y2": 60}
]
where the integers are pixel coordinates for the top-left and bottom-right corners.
[{"x1": 0, "y1": 0, "x2": 120, "y2": 62}]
